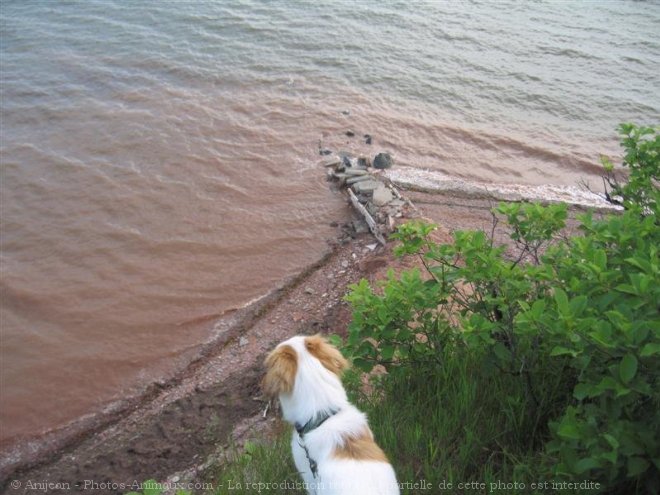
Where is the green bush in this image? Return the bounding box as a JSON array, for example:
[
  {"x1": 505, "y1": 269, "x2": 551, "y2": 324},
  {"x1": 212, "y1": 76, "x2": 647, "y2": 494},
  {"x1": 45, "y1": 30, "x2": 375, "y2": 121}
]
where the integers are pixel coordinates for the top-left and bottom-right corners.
[{"x1": 344, "y1": 124, "x2": 659, "y2": 493}]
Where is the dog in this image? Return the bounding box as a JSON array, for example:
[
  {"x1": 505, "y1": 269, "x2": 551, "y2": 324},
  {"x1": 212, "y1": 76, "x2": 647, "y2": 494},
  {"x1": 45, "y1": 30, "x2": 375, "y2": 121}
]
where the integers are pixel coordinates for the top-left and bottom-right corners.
[{"x1": 263, "y1": 335, "x2": 399, "y2": 495}]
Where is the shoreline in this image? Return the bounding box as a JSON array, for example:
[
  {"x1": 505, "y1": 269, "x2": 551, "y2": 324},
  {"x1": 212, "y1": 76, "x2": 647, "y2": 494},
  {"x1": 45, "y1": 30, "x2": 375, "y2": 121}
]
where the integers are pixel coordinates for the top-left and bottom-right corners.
[
  {"x1": 1, "y1": 181, "x2": 612, "y2": 494},
  {"x1": 1, "y1": 210, "x2": 396, "y2": 493}
]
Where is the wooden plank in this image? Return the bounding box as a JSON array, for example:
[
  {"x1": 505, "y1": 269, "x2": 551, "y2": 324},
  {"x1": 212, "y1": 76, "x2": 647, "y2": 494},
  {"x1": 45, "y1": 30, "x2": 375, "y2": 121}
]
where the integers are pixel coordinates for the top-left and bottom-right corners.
[{"x1": 347, "y1": 189, "x2": 387, "y2": 245}]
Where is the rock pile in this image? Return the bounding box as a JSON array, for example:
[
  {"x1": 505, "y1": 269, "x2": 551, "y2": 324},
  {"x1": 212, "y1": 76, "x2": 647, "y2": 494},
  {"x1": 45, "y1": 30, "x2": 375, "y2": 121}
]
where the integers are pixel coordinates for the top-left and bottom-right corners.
[{"x1": 322, "y1": 152, "x2": 413, "y2": 245}]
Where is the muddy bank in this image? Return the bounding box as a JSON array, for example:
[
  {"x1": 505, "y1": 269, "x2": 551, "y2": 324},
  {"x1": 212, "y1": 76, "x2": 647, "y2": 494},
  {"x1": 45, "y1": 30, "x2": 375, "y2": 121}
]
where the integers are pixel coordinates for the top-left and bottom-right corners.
[
  {"x1": 2, "y1": 178, "x2": 599, "y2": 495},
  {"x1": 1, "y1": 216, "x2": 406, "y2": 494}
]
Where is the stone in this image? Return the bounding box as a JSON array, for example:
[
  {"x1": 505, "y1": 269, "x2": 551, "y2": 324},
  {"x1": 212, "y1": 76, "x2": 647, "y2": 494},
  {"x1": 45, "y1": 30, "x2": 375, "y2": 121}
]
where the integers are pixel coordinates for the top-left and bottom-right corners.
[
  {"x1": 305, "y1": 287, "x2": 315, "y2": 295},
  {"x1": 321, "y1": 157, "x2": 341, "y2": 167},
  {"x1": 373, "y1": 152, "x2": 393, "y2": 169},
  {"x1": 366, "y1": 202, "x2": 379, "y2": 217},
  {"x1": 341, "y1": 260, "x2": 349, "y2": 268},
  {"x1": 320, "y1": 149, "x2": 332, "y2": 156},
  {"x1": 341, "y1": 110, "x2": 350, "y2": 115},
  {"x1": 357, "y1": 157, "x2": 371, "y2": 168},
  {"x1": 352, "y1": 180, "x2": 380, "y2": 194},
  {"x1": 389, "y1": 199, "x2": 405, "y2": 207},
  {"x1": 366, "y1": 243, "x2": 378, "y2": 251},
  {"x1": 344, "y1": 168, "x2": 368, "y2": 176},
  {"x1": 352, "y1": 219, "x2": 369, "y2": 234},
  {"x1": 342, "y1": 156, "x2": 355, "y2": 168},
  {"x1": 239, "y1": 336, "x2": 249, "y2": 347},
  {"x1": 346, "y1": 175, "x2": 371, "y2": 185},
  {"x1": 364, "y1": 134, "x2": 372, "y2": 144},
  {"x1": 345, "y1": 130, "x2": 355, "y2": 137},
  {"x1": 372, "y1": 185, "x2": 394, "y2": 206}
]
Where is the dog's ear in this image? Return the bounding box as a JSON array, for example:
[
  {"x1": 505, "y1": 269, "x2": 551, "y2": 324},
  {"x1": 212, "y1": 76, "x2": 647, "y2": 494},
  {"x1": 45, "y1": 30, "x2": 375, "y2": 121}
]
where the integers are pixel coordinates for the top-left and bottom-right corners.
[
  {"x1": 263, "y1": 345, "x2": 298, "y2": 396},
  {"x1": 304, "y1": 335, "x2": 349, "y2": 376}
]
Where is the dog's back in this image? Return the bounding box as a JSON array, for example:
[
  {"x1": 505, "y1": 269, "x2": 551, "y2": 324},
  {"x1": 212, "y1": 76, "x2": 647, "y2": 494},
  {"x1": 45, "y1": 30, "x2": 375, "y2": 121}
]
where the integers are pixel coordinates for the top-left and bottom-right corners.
[
  {"x1": 264, "y1": 335, "x2": 400, "y2": 495},
  {"x1": 291, "y1": 404, "x2": 398, "y2": 494}
]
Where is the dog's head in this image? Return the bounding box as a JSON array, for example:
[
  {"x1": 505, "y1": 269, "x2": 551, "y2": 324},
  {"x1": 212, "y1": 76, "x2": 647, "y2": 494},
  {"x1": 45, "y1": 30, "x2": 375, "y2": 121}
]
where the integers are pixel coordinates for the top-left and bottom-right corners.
[{"x1": 262, "y1": 335, "x2": 349, "y2": 397}]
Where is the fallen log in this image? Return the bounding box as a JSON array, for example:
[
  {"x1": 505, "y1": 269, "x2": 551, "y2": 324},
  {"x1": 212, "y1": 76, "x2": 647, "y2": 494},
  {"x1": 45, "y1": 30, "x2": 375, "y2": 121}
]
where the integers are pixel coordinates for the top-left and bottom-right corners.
[{"x1": 347, "y1": 189, "x2": 387, "y2": 245}]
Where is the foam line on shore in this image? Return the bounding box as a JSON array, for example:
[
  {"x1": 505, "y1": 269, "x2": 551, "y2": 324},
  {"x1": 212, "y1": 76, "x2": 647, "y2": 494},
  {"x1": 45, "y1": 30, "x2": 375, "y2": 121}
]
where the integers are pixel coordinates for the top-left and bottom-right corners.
[{"x1": 384, "y1": 167, "x2": 622, "y2": 211}]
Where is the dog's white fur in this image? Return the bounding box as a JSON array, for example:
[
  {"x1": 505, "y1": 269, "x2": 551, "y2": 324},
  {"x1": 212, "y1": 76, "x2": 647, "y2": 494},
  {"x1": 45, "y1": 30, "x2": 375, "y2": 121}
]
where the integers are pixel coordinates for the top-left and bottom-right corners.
[{"x1": 264, "y1": 335, "x2": 399, "y2": 495}]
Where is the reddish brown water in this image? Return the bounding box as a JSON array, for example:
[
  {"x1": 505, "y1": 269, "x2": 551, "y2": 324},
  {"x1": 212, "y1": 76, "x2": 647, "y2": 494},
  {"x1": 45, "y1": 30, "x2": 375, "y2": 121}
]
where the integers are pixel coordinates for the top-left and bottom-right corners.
[{"x1": 1, "y1": 0, "x2": 658, "y2": 458}]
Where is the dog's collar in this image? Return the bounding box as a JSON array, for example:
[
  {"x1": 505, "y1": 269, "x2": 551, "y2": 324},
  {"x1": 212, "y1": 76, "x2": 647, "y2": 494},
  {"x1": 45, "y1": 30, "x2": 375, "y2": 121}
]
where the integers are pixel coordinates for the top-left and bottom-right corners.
[{"x1": 295, "y1": 408, "x2": 339, "y2": 438}]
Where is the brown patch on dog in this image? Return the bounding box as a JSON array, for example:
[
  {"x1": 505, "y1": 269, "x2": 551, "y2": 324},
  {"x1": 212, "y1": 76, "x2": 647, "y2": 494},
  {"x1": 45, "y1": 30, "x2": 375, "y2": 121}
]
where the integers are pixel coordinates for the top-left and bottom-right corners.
[
  {"x1": 262, "y1": 344, "x2": 298, "y2": 396},
  {"x1": 333, "y1": 428, "x2": 389, "y2": 462},
  {"x1": 304, "y1": 335, "x2": 349, "y2": 376}
]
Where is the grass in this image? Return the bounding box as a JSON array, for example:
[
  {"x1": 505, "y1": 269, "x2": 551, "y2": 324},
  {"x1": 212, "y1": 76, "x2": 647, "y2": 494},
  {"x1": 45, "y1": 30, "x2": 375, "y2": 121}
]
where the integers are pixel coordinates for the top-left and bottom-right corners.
[
  {"x1": 211, "y1": 432, "x2": 305, "y2": 495},
  {"x1": 212, "y1": 346, "x2": 591, "y2": 495}
]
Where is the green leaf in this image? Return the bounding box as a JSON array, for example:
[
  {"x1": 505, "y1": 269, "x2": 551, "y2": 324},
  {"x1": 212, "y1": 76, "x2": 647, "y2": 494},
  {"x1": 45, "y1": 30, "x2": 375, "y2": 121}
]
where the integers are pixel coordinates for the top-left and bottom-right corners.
[
  {"x1": 142, "y1": 480, "x2": 163, "y2": 495},
  {"x1": 352, "y1": 357, "x2": 373, "y2": 372},
  {"x1": 569, "y1": 295, "x2": 588, "y2": 317},
  {"x1": 619, "y1": 353, "x2": 638, "y2": 384},
  {"x1": 574, "y1": 457, "x2": 600, "y2": 474},
  {"x1": 492, "y1": 342, "x2": 511, "y2": 363},
  {"x1": 557, "y1": 422, "x2": 581, "y2": 440},
  {"x1": 550, "y1": 346, "x2": 576, "y2": 357},
  {"x1": 627, "y1": 457, "x2": 650, "y2": 477},
  {"x1": 641, "y1": 343, "x2": 660, "y2": 357},
  {"x1": 380, "y1": 344, "x2": 395, "y2": 361},
  {"x1": 573, "y1": 383, "x2": 592, "y2": 400},
  {"x1": 603, "y1": 433, "x2": 620, "y2": 450},
  {"x1": 554, "y1": 288, "x2": 570, "y2": 317}
]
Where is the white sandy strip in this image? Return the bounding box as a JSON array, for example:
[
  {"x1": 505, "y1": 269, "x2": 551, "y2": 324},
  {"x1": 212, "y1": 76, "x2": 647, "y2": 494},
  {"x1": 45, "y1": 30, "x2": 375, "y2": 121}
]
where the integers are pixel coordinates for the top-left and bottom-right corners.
[{"x1": 383, "y1": 167, "x2": 622, "y2": 211}]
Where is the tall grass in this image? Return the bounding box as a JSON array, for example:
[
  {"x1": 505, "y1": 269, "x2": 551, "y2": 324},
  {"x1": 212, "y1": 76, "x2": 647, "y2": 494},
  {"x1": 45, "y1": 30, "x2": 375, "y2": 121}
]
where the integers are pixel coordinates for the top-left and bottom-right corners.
[{"x1": 213, "y1": 346, "x2": 588, "y2": 494}]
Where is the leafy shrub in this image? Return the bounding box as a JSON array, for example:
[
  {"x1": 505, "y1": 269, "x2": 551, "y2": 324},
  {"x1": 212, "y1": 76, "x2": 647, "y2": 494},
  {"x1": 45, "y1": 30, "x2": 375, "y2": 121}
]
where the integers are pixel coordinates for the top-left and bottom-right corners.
[{"x1": 344, "y1": 124, "x2": 659, "y2": 493}]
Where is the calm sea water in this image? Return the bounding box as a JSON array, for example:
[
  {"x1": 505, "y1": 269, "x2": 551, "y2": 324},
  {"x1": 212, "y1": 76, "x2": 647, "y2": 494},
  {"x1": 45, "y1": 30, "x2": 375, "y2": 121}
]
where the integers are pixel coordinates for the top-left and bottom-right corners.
[{"x1": 1, "y1": 0, "x2": 658, "y2": 453}]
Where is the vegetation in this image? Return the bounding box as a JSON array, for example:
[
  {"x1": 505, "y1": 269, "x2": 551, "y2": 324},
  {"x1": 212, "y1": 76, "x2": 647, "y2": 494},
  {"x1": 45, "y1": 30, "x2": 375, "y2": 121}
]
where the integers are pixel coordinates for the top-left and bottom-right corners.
[
  {"x1": 213, "y1": 124, "x2": 658, "y2": 494},
  {"x1": 344, "y1": 123, "x2": 659, "y2": 493}
]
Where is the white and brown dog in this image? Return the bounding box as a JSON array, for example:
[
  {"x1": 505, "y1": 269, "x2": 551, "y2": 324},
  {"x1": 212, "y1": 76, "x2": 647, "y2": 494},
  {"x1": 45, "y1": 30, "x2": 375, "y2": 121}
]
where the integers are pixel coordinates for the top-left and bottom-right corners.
[{"x1": 263, "y1": 335, "x2": 399, "y2": 495}]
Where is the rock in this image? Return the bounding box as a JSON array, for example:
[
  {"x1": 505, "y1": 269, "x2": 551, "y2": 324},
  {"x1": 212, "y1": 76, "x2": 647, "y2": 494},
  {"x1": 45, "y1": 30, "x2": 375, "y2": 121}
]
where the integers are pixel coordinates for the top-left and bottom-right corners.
[
  {"x1": 341, "y1": 260, "x2": 349, "y2": 268},
  {"x1": 342, "y1": 156, "x2": 354, "y2": 168},
  {"x1": 352, "y1": 179, "x2": 381, "y2": 194},
  {"x1": 389, "y1": 199, "x2": 405, "y2": 207},
  {"x1": 346, "y1": 175, "x2": 371, "y2": 185},
  {"x1": 373, "y1": 185, "x2": 394, "y2": 206},
  {"x1": 344, "y1": 168, "x2": 368, "y2": 176},
  {"x1": 305, "y1": 287, "x2": 315, "y2": 295},
  {"x1": 345, "y1": 130, "x2": 355, "y2": 137},
  {"x1": 366, "y1": 243, "x2": 378, "y2": 251},
  {"x1": 320, "y1": 149, "x2": 332, "y2": 156},
  {"x1": 373, "y1": 152, "x2": 393, "y2": 169},
  {"x1": 352, "y1": 220, "x2": 369, "y2": 234},
  {"x1": 341, "y1": 110, "x2": 350, "y2": 115},
  {"x1": 366, "y1": 202, "x2": 379, "y2": 217},
  {"x1": 329, "y1": 221, "x2": 339, "y2": 227},
  {"x1": 364, "y1": 134, "x2": 372, "y2": 144},
  {"x1": 357, "y1": 157, "x2": 371, "y2": 168},
  {"x1": 239, "y1": 336, "x2": 249, "y2": 347},
  {"x1": 321, "y1": 157, "x2": 341, "y2": 167}
]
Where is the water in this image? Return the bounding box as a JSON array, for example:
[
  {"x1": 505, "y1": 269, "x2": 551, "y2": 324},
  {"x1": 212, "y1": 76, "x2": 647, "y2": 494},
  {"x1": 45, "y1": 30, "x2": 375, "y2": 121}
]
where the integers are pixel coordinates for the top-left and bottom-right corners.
[{"x1": 1, "y1": 0, "x2": 658, "y2": 453}]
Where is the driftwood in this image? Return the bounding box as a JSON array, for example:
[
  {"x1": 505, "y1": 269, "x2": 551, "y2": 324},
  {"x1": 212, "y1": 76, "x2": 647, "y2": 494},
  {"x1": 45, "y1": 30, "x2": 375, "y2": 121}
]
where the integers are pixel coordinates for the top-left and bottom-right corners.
[
  {"x1": 348, "y1": 189, "x2": 387, "y2": 245},
  {"x1": 387, "y1": 181, "x2": 420, "y2": 215}
]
